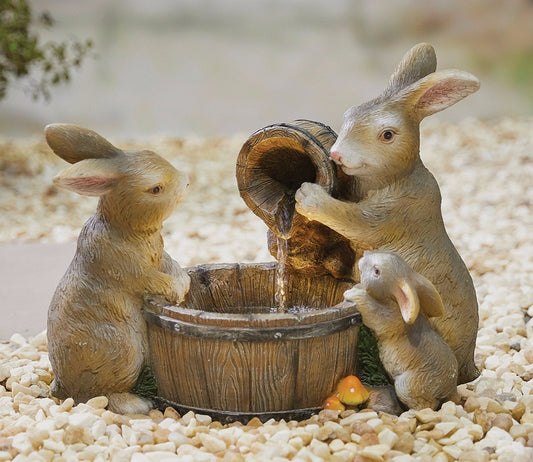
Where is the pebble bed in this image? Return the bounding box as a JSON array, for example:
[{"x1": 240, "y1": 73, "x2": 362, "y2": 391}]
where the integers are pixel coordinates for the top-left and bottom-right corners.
[{"x1": 1, "y1": 118, "x2": 533, "y2": 461}]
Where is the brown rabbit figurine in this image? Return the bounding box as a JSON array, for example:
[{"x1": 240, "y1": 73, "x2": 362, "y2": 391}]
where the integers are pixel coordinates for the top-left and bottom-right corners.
[
  {"x1": 344, "y1": 251, "x2": 458, "y2": 410},
  {"x1": 46, "y1": 124, "x2": 191, "y2": 414},
  {"x1": 295, "y1": 43, "x2": 480, "y2": 384}
]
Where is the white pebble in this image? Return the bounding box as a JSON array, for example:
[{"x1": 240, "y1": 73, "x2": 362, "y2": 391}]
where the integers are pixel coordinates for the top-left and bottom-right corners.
[
  {"x1": 91, "y1": 419, "x2": 107, "y2": 439},
  {"x1": 11, "y1": 433, "x2": 33, "y2": 455},
  {"x1": 378, "y1": 428, "x2": 399, "y2": 448},
  {"x1": 144, "y1": 453, "x2": 182, "y2": 462},
  {"x1": 68, "y1": 411, "x2": 97, "y2": 428},
  {"x1": 197, "y1": 432, "x2": 226, "y2": 453},
  {"x1": 10, "y1": 333, "x2": 27, "y2": 346}
]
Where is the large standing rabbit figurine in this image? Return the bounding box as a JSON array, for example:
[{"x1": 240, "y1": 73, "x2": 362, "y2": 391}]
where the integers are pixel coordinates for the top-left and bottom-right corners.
[
  {"x1": 46, "y1": 124, "x2": 190, "y2": 414},
  {"x1": 344, "y1": 251, "x2": 458, "y2": 410},
  {"x1": 295, "y1": 43, "x2": 480, "y2": 384}
]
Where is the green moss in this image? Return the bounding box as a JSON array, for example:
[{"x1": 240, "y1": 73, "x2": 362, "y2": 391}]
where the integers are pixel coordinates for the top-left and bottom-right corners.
[
  {"x1": 131, "y1": 367, "x2": 158, "y2": 400},
  {"x1": 357, "y1": 325, "x2": 390, "y2": 387}
]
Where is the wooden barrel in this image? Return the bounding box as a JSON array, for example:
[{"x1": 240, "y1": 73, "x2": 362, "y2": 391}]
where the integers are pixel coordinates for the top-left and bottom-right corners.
[
  {"x1": 236, "y1": 120, "x2": 357, "y2": 280},
  {"x1": 236, "y1": 120, "x2": 338, "y2": 236},
  {"x1": 144, "y1": 262, "x2": 361, "y2": 422}
]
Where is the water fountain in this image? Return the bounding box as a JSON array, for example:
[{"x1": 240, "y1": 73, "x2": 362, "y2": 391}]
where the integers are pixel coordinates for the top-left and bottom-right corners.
[{"x1": 144, "y1": 120, "x2": 363, "y2": 421}]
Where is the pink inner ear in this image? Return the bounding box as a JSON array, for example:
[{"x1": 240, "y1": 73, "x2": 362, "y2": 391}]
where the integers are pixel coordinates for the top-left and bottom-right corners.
[
  {"x1": 395, "y1": 287, "x2": 409, "y2": 307},
  {"x1": 417, "y1": 82, "x2": 453, "y2": 110},
  {"x1": 416, "y1": 78, "x2": 472, "y2": 113},
  {"x1": 395, "y1": 288, "x2": 412, "y2": 323},
  {"x1": 63, "y1": 176, "x2": 114, "y2": 196},
  {"x1": 393, "y1": 281, "x2": 419, "y2": 325}
]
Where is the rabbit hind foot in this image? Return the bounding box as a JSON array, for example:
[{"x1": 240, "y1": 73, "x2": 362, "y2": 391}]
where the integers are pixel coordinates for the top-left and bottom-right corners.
[{"x1": 107, "y1": 392, "x2": 152, "y2": 415}]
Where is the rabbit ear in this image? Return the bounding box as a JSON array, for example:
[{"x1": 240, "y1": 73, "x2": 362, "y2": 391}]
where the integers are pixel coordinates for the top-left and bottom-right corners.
[
  {"x1": 392, "y1": 279, "x2": 420, "y2": 324},
  {"x1": 384, "y1": 43, "x2": 437, "y2": 96},
  {"x1": 414, "y1": 273, "x2": 445, "y2": 318},
  {"x1": 398, "y1": 69, "x2": 480, "y2": 120},
  {"x1": 53, "y1": 158, "x2": 123, "y2": 196},
  {"x1": 45, "y1": 124, "x2": 122, "y2": 164}
]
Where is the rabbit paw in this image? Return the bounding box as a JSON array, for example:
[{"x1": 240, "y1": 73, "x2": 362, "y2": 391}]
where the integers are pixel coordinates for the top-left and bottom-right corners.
[
  {"x1": 295, "y1": 182, "x2": 329, "y2": 221},
  {"x1": 172, "y1": 272, "x2": 191, "y2": 304},
  {"x1": 343, "y1": 285, "x2": 367, "y2": 305}
]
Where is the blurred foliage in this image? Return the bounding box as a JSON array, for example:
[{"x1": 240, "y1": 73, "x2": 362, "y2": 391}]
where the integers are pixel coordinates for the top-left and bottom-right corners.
[
  {"x1": 0, "y1": 0, "x2": 93, "y2": 101},
  {"x1": 500, "y1": 51, "x2": 533, "y2": 97}
]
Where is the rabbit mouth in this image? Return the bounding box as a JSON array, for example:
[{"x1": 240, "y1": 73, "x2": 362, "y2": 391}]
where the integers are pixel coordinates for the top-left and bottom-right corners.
[
  {"x1": 331, "y1": 156, "x2": 369, "y2": 175},
  {"x1": 339, "y1": 162, "x2": 368, "y2": 176}
]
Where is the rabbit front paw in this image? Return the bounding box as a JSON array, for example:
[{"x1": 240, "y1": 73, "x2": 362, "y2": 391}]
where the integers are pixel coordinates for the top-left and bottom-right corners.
[
  {"x1": 172, "y1": 272, "x2": 191, "y2": 304},
  {"x1": 343, "y1": 285, "x2": 367, "y2": 305},
  {"x1": 295, "y1": 182, "x2": 330, "y2": 221}
]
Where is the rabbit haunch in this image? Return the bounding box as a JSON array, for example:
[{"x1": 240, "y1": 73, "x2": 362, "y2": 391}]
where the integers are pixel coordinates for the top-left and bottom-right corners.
[
  {"x1": 46, "y1": 124, "x2": 190, "y2": 414},
  {"x1": 295, "y1": 43, "x2": 480, "y2": 384},
  {"x1": 344, "y1": 251, "x2": 458, "y2": 411}
]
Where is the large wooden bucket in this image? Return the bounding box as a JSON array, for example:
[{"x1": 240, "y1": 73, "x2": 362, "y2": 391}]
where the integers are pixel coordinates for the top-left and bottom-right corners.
[{"x1": 144, "y1": 262, "x2": 361, "y2": 422}]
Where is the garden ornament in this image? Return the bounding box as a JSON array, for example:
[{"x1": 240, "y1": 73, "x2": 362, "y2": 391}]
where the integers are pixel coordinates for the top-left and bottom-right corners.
[
  {"x1": 46, "y1": 124, "x2": 190, "y2": 414},
  {"x1": 344, "y1": 251, "x2": 458, "y2": 410},
  {"x1": 295, "y1": 43, "x2": 480, "y2": 384}
]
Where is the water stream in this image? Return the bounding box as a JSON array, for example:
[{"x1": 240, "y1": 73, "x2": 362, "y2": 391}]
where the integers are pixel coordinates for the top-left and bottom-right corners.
[
  {"x1": 275, "y1": 235, "x2": 289, "y2": 312},
  {"x1": 274, "y1": 196, "x2": 294, "y2": 312}
]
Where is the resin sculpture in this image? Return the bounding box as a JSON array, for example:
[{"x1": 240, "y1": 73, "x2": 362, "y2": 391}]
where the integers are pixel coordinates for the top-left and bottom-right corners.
[
  {"x1": 344, "y1": 251, "x2": 458, "y2": 410},
  {"x1": 46, "y1": 124, "x2": 190, "y2": 414},
  {"x1": 295, "y1": 43, "x2": 480, "y2": 384}
]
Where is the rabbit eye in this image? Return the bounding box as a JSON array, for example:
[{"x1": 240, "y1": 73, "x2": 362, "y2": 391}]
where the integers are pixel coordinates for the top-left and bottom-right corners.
[
  {"x1": 379, "y1": 129, "x2": 396, "y2": 143},
  {"x1": 373, "y1": 266, "x2": 381, "y2": 277},
  {"x1": 150, "y1": 185, "x2": 163, "y2": 195}
]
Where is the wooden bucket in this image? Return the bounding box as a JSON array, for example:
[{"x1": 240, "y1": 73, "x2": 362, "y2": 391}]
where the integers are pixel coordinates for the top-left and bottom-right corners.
[
  {"x1": 236, "y1": 120, "x2": 358, "y2": 279},
  {"x1": 144, "y1": 262, "x2": 361, "y2": 422},
  {"x1": 236, "y1": 119, "x2": 338, "y2": 235}
]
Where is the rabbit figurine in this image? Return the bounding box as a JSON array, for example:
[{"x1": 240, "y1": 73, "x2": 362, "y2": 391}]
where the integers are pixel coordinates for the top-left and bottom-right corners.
[
  {"x1": 344, "y1": 251, "x2": 458, "y2": 410},
  {"x1": 46, "y1": 124, "x2": 191, "y2": 414},
  {"x1": 295, "y1": 43, "x2": 479, "y2": 384}
]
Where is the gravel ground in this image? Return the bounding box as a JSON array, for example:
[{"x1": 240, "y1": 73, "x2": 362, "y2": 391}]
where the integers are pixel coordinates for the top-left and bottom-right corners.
[{"x1": 1, "y1": 118, "x2": 533, "y2": 460}]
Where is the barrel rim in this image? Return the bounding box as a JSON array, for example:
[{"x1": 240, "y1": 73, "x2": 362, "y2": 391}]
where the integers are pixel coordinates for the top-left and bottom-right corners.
[
  {"x1": 143, "y1": 301, "x2": 361, "y2": 342},
  {"x1": 154, "y1": 397, "x2": 322, "y2": 424},
  {"x1": 236, "y1": 121, "x2": 338, "y2": 193}
]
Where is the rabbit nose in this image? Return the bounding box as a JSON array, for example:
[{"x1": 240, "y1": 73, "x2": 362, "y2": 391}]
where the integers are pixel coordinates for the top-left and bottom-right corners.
[{"x1": 330, "y1": 150, "x2": 342, "y2": 161}]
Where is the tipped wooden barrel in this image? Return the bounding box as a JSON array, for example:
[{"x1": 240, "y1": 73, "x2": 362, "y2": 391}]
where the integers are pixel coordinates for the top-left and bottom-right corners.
[
  {"x1": 236, "y1": 120, "x2": 357, "y2": 279},
  {"x1": 236, "y1": 119, "x2": 337, "y2": 235},
  {"x1": 144, "y1": 262, "x2": 361, "y2": 422}
]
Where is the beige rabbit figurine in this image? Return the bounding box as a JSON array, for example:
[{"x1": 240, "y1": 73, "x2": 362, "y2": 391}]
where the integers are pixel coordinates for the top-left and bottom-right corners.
[
  {"x1": 295, "y1": 43, "x2": 479, "y2": 384},
  {"x1": 46, "y1": 124, "x2": 191, "y2": 414},
  {"x1": 344, "y1": 251, "x2": 458, "y2": 410}
]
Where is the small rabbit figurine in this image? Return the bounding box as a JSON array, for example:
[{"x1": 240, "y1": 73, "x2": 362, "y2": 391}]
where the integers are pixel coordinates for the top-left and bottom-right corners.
[
  {"x1": 344, "y1": 251, "x2": 458, "y2": 410},
  {"x1": 295, "y1": 43, "x2": 479, "y2": 384},
  {"x1": 46, "y1": 124, "x2": 191, "y2": 414}
]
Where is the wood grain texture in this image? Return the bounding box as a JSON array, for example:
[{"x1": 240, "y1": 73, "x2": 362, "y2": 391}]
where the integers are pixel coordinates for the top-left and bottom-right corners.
[
  {"x1": 236, "y1": 120, "x2": 358, "y2": 280},
  {"x1": 144, "y1": 263, "x2": 361, "y2": 413}
]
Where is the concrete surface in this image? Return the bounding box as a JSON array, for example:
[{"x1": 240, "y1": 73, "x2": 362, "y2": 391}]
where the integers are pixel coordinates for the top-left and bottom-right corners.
[{"x1": 0, "y1": 242, "x2": 76, "y2": 340}]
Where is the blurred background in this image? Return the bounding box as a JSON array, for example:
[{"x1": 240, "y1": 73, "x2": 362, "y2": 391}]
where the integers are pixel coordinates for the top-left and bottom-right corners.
[
  {"x1": 2, "y1": 0, "x2": 533, "y2": 339},
  {"x1": 1, "y1": 0, "x2": 532, "y2": 139}
]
